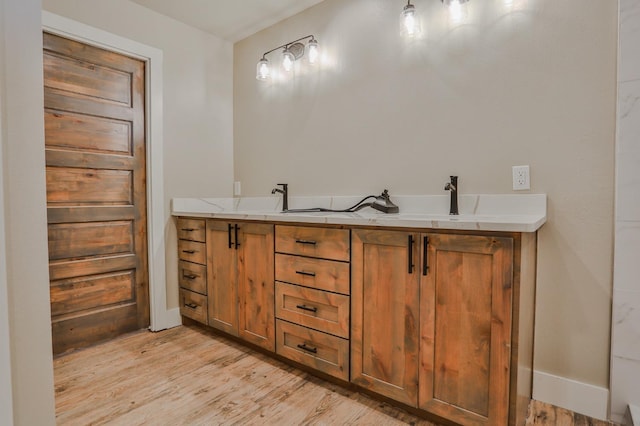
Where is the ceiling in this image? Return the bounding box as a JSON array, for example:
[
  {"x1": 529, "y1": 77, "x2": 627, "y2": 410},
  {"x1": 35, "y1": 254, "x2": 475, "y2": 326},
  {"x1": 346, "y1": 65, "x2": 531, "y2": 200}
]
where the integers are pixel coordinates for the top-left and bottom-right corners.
[{"x1": 130, "y1": 0, "x2": 326, "y2": 43}]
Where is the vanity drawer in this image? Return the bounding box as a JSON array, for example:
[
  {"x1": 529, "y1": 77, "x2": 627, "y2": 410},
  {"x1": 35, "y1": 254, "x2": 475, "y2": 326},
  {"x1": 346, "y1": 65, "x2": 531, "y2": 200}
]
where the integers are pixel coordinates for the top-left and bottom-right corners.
[
  {"x1": 179, "y1": 288, "x2": 207, "y2": 324},
  {"x1": 276, "y1": 319, "x2": 349, "y2": 381},
  {"x1": 275, "y1": 254, "x2": 350, "y2": 295},
  {"x1": 275, "y1": 226, "x2": 350, "y2": 261},
  {"x1": 177, "y1": 218, "x2": 206, "y2": 242},
  {"x1": 178, "y1": 240, "x2": 206, "y2": 265},
  {"x1": 275, "y1": 282, "x2": 349, "y2": 338},
  {"x1": 178, "y1": 261, "x2": 207, "y2": 295}
]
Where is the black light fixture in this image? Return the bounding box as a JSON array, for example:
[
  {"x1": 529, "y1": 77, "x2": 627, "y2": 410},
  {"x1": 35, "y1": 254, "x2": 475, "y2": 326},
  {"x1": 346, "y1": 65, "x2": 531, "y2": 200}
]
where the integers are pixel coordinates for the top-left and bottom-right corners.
[{"x1": 256, "y1": 35, "x2": 319, "y2": 81}]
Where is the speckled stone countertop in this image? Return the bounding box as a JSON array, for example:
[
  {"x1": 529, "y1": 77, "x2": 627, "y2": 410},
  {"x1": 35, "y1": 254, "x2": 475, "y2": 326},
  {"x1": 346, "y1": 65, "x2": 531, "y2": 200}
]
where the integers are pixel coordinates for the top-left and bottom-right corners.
[{"x1": 171, "y1": 194, "x2": 546, "y2": 233}]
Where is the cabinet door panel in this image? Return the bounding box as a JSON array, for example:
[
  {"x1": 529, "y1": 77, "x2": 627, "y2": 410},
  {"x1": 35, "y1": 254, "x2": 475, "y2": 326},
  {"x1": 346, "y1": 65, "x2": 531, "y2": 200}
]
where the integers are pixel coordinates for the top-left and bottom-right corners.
[
  {"x1": 420, "y1": 234, "x2": 513, "y2": 426},
  {"x1": 238, "y1": 223, "x2": 275, "y2": 351},
  {"x1": 206, "y1": 220, "x2": 238, "y2": 335},
  {"x1": 351, "y1": 229, "x2": 419, "y2": 407}
]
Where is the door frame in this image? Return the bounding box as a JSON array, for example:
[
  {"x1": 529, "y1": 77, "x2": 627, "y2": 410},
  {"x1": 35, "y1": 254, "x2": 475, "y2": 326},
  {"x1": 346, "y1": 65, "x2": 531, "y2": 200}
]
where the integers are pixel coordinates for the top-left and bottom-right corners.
[{"x1": 42, "y1": 11, "x2": 178, "y2": 331}]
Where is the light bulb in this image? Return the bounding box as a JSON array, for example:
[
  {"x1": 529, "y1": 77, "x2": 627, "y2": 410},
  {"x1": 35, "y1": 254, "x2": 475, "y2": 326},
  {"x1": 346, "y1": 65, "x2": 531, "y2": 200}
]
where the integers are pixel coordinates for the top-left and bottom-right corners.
[
  {"x1": 307, "y1": 39, "x2": 319, "y2": 65},
  {"x1": 256, "y1": 57, "x2": 270, "y2": 80},
  {"x1": 282, "y1": 48, "x2": 295, "y2": 73},
  {"x1": 443, "y1": 0, "x2": 469, "y2": 24},
  {"x1": 400, "y1": 2, "x2": 420, "y2": 37}
]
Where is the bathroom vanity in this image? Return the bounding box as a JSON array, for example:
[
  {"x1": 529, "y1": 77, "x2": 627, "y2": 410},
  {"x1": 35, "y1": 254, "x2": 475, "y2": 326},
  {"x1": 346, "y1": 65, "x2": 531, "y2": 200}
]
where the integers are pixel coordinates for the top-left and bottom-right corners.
[{"x1": 172, "y1": 194, "x2": 545, "y2": 426}]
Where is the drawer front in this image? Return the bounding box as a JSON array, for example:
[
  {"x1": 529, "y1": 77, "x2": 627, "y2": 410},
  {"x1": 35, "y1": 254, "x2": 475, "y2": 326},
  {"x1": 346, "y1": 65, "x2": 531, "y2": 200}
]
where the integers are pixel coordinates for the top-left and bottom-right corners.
[
  {"x1": 177, "y1": 218, "x2": 206, "y2": 242},
  {"x1": 178, "y1": 261, "x2": 207, "y2": 295},
  {"x1": 178, "y1": 240, "x2": 206, "y2": 264},
  {"x1": 275, "y1": 254, "x2": 350, "y2": 295},
  {"x1": 276, "y1": 320, "x2": 349, "y2": 381},
  {"x1": 276, "y1": 282, "x2": 349, "y2": 338},
  {"x1": 179, "y1": 289, "x2": 207, "y2": 324},
  {"x1": 275, "y1": 226, "x2": 350, "y2": 261}
]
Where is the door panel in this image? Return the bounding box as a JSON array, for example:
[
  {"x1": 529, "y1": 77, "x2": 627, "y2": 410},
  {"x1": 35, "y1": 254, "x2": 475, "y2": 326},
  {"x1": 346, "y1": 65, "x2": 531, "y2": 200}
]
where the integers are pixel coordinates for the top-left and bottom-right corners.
[
  {"x1": 238, "y1": 223, "x2": 275, "y2": 351},
  {"x1": 351, "y1": 229, "x2": 420, "y2": 406},
  {"x1": 43, "y1": 32, "x2": 148, "y2": 355},
  {"x1": 419, "y1": 234, "x2": 513, "y2": 425},
  {"x1": 206, "y1": 220, "x2": 238, "y2": 335}
]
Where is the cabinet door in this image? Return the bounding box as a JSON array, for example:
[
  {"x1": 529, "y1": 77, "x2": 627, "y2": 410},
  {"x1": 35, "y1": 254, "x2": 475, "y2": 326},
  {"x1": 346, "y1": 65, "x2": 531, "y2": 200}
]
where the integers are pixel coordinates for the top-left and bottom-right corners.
[
  {"x1": 206, "y1": 220, "x2": 238, "y2": 335},
  {"x1": 237, "y1": 223, "x2": 275, "y2": 351},
  {"x1": 351, "y1": 229, "x2": 420, "y2": 406},
  {"x1": 419, "y1": 234, "x2": 513, "y2": 426}
]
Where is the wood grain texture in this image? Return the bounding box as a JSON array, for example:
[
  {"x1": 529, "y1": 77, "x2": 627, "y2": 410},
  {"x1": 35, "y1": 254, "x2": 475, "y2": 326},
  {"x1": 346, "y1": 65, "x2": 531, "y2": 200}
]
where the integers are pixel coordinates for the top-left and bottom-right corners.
[
  {"x1": 176, "y1": 218, "x2": 206, "y2": 242},
  {"x1": 44, "y1": 31, "x2": 148, "y2": 354},
  {"x1": 275, "y1": 253, "x2": 350, "y2": 294},
  {"x1": 179, "y1": 289, "x2": 208, "y2": 324},
  {"x1": 276, "y1": 282, "x2": 350, "y2": 338},
  {"x1": 53, "y1": 326, "x2": 605, "y2": 425},
  {"x1": 237, "y1": 222, "x2": 275, "y2": 351},
  {"x1": 54, "y1": 326, "x2": 436, "y2": 425},
  {"x1": 276, "y1": 225, "x2": 350, "y2": 261},
  {"x1": 276, "y1": 319, "x2": 350, "y2": 381},
  {"x1": 420, "y1": 234, "x2": 514, "y2": 426},
  {"x1": 206, "y1": 220, "x2": 239, "y2": 335},
  {"x1": 178, "y1": 260, "x2": 207, "y2": 295},
  {"x1": 177, "y1": 240, "x2": 206, "y2": 265},
  {"x1": 351, "y1": 229, "x2": 420, "y2": 407}
]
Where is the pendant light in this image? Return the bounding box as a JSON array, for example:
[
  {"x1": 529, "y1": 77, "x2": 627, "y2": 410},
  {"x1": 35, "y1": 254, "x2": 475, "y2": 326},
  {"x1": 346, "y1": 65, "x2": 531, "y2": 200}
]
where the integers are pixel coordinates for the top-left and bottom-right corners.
[
  {"x1": 400, "y1": 0, "x2": 420, "y2": 37},
  {"x1": 255, "y1": 35, "x2": 319, "y2": 81}
]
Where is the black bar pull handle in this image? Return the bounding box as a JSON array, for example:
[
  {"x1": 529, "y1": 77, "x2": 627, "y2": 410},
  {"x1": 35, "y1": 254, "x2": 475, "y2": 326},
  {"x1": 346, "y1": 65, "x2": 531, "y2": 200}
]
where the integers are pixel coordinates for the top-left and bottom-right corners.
[
  {"x1": 295, "y1": 270, "x2": 316, "y2": 277},
  {"x1": 181, "y1": 228, "x2": 195, "y2": 232},
  {"x1": 422, "y1": 236, "x2": 429, "y2": 276},
  {"x1": 295, "y1": 239, "x2": 317, "y2": 245},
  {"x1": 408, "y1": 235, "x2": 414, "y2": 274},
  {"x1": 182, "y1": 250, "x2": 196, "y2": 254},
  {"x1": 184, "y1": 302, "x2": 198, "y2": 310},
  {"x1": 296, "y1": 304, "x2": 318, "y2": 313},
  {"x1": 183, "y1": 274, "x2": 197, "y2": 280},
  {"x1": 297, "y1": 343, "x2": 318, "y2": 354},
  {"x1": 234, "y1": 224, "x2": 240, "y2": 249},
  {"x1": 228, "y1": 223, "x2": 233, "y2": 249}
]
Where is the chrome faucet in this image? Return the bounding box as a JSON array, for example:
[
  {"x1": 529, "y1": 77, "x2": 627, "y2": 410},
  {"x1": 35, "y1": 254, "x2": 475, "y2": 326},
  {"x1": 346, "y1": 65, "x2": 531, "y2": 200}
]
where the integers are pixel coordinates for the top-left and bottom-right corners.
[
  {"x1": 444, "y1": 176, "x2": 458, "y2": 215},
  {"x1": 271, "y1": 183, "x2": 288, "y2": 212}
]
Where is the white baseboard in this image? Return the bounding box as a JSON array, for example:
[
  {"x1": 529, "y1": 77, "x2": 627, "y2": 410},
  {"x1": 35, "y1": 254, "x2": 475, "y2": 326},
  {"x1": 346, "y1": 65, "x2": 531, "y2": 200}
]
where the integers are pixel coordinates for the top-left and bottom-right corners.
[{"x1": 533, "y1": 370, "x2": 609, "y2": 421}]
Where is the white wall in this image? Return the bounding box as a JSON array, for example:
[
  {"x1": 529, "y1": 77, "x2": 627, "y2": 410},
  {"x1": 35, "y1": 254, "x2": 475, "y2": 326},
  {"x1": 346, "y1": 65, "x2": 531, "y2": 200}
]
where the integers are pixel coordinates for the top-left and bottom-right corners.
[
  {"x1": 42, "y1": 0, "x2": 235, "y2": 308},
  {"x1": 0, "y1": 2, "x2": 15, "y2": 423},
  {"x1": 234, "y1": 0, "x2": 617, "y2": 413},
  {"x1": 610, "y1": 0, "x2": 640, "y2": 422},
  {"x1": 1, "y1": 0, "x2": 56, "y2": 423}
]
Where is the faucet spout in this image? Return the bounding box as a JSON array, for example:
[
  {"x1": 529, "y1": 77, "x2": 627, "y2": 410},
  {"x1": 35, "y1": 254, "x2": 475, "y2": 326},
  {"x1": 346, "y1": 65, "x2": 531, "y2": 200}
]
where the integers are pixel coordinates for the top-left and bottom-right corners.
[
  {"x1": 272, "y1": 183, "x2": 288, "y2": 212},
  {"x1": 444, "y1": 176, "x2": 459, "y2": 215}
]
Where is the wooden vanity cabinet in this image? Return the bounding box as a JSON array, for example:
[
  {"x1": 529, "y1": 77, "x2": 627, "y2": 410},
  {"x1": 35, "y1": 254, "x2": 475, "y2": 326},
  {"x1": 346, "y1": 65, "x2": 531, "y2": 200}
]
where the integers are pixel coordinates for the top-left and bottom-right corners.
[
  {"x1": 274, "y1": 225, "x2": 351, "y2": 381},
  {"x1": 351, "y1": 229, "x2": 535, "y2": 426},
  {"x1": 177, "y1": 218, "x2": 208, "y2": 324},
  {"x1": 206, "y1": 220, "x2": 275, "y2": 351}
]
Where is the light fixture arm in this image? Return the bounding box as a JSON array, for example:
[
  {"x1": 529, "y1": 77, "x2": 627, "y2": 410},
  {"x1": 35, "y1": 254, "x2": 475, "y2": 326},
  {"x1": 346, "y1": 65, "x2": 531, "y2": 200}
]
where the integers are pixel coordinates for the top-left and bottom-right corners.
[{"x1": 260, "y1": 34, "x2": 317, "y2": 59}]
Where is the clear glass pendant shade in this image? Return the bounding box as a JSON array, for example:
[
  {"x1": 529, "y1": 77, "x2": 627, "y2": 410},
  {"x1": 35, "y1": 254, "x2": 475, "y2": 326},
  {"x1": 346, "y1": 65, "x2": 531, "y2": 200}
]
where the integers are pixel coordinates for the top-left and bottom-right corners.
[
  {"x1": 400, "y1": 3, "x2": 420, "y2": 37},
  {"x1": 307, "y1": 39, "x2": 319, "y2": 65},
  {"x1": 282, "y1": 48, "x2": 295, "y2": 73},
  {"x1": 256, "y1": 57, "x2": 270, "y2": 80}
]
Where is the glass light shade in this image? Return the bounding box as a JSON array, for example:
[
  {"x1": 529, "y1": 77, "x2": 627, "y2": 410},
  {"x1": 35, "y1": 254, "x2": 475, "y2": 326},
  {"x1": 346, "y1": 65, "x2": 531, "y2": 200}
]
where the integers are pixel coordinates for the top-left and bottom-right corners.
[
  {"x1": 400, "y1": 3, "x2": 420, "y2": 37},
  {"x1": 282, "y1": 48, "x2": 295, "y2": 72},
  {"x1": 307, "y1": 39, "x2": 319, "y2": 65},
  {"x1": 444, "y1": 0, "x2": 469, "y2": 24},
  {"x1": 256, "y1": 58, "x2": 270, "y2": 80}
]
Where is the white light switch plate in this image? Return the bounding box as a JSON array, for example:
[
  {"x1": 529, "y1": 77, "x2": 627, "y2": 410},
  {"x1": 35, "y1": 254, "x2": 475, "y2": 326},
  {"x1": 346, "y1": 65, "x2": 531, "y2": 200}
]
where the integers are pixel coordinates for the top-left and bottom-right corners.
[
  {"x1": 512, "y1": 165, "x2": 530, "y2": 190},
  {"x1": 233, "y1": 181, "x2": 241, "y2": 196}
]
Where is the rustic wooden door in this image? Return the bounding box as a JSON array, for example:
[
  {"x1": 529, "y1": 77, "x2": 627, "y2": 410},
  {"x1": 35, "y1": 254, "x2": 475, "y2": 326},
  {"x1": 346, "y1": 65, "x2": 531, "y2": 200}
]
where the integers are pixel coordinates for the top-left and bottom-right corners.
[
  {"x1": 419, "y1": 234, "x2": 513, "y2": 425},
  {"x1": 237, "y1": 223, "x2": 275, "y2": 351},
  {"x1": 351, "y1": 229, "x2": 420, "y2": 406},
  {"x1": 206, "y1": 220, "x2": 239, "y2": 335},
  {"x1": 43, "y1": 33, "x2": 149, "y2": 355}
]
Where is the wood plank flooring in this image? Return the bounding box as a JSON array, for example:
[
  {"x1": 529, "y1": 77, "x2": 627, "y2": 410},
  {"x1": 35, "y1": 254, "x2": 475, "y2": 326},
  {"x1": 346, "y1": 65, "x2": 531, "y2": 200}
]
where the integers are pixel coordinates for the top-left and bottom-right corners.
[{"x1": 54, "y1": 325, "x2": 616, "y2": 425}]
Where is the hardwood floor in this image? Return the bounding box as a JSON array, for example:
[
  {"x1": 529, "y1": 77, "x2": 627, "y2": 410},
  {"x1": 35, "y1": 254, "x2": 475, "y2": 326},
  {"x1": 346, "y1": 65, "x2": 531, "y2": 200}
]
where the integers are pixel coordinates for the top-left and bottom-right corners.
[{"x1": 54, "y1": 325, "x2": 615, "y2": 425}]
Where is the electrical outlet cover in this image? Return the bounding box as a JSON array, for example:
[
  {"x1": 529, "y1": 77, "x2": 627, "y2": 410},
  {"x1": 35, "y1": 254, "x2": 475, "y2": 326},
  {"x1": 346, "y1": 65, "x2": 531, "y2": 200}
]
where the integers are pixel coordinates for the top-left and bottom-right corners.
[{"x1": 512, "y1": 165, "x2": 530, "y2": 190}]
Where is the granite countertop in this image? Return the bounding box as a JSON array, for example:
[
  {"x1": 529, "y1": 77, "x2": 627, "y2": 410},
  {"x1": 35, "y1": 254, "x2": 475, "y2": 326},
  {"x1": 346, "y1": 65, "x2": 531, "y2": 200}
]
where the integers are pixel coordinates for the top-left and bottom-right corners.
[{"x1": 171, "y1": 194, "x2": 547, "y2": 233}]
